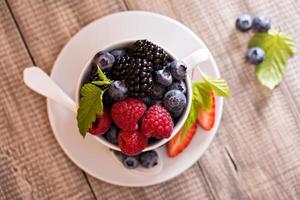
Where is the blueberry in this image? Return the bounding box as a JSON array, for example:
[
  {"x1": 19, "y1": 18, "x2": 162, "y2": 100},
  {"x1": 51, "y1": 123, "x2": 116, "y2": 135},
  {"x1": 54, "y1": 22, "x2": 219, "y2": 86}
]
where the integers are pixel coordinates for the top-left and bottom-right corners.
[
  {"x1": 168, "y1": 80, "x2": 187, "y2": 94},
  {"x1": 246, "y1": 47, "x2": 265, "y2": 64},
  {"x1": 105, "y1": 125, "x2": 118, "y2": 144},
  {"x1": 253, "y1": 16, "x2": 271, "y2": 32},
  {"x1": 170, "y1": 108, "x2": 184, "y2": 118},
  {"x1": 163, "y1": 89, "x2": 187, "y2": 113},
  {"x1": 154, "y1": 69, "x2": 173, "y2": 86},
  {"x1": 108, "y1": 80, "x2": 128, "y2": 101},
  {"x1": 139, "y1": 151, "x2": 158, "y2": 168},
  {"x1": 236, "y1": 14, "x2": 253, "y2": 32},
  {"x1": 110, "y1": 49, "x2": 127, "y2": 59},
  {"x1": 123, "y1": 156, "x2": 139, "y2": 169},
  {"x1": 170, "y1": 60, "x2": 187, "y2": 80},
  {"x1": 93, "y1": 51, "x2": 115, "y2": 72},
  {"x1": 150, "y1": 83, "x2": 166, "y2": 100}
]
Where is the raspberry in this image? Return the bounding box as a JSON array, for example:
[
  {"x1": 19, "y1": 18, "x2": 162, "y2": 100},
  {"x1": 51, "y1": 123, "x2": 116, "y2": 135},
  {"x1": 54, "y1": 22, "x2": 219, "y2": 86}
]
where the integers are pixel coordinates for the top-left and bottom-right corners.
[
  {"x1": 111, "y1": 98, "x2": 146, "y2": 131},
  {"x1": 89, "y1": 108, "x2": 111, "y2": 135},
  {"x1": 140, "y1": 105, "x2": 174, "y2": 139},
  {"x1": 118, "y1": 130, "x2": 148, "y2": 156}
]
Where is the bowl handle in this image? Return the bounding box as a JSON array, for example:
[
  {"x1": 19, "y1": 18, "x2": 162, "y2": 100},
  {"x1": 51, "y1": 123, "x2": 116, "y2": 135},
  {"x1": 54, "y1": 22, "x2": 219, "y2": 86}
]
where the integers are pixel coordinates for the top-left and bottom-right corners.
[
  {"x1": 23, "y1": 67, "x2": 77, "y2": 113},
  {"x1": 181, "y1": 48, "x2": 209, "y2": 75}
]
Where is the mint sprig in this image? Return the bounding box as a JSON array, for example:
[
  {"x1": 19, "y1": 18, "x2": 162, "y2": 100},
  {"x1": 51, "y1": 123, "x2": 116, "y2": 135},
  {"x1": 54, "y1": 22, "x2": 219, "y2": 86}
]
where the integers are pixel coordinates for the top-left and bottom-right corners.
[
  {"x1": 76, "y1": 66, "x2": 111, "y2": 137},
  {"x1": 248, "y1": 30, "x2": 296, "y2": 89},
  {"x1": 181, "y1": 73, "x2": 231, "y2": 139}
]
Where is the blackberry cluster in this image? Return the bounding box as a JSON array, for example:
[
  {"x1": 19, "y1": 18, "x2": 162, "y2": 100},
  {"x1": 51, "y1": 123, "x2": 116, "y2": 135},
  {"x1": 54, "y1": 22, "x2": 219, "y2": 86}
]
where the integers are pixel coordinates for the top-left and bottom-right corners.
[
  {"x1": 111, "y1": 55, "x2": 131, "y2": 80},
  {"x1": 127, "y1": 58, "x2": 153, "y2": 97},
  {"x1": 133, "y1": 40, "x2": 171, "y2": 70}
]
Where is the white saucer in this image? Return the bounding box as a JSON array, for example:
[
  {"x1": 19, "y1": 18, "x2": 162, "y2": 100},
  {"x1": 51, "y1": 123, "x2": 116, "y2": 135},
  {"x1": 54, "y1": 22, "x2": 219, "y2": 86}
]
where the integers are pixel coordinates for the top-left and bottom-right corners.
[{"x1": 47, "y1": 11, "x2": 223, "y2": 187}]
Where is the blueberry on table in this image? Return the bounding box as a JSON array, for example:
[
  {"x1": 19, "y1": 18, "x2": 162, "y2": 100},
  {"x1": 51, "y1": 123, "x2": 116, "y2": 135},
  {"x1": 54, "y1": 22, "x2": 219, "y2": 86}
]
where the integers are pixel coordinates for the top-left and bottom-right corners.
[
  {"x1": 139, "y1": 150, "x2": 158, "y2": 168},
  {"x1": 170, "y1": 60, "x2": 187, "y2": 80},
  {"x1": 104, "y1": 125, "x2": 119, "y2": 144},
  {"x1": 246, "y1": 47, "x2": 265, "y2": 64},
  {"x1": 154, "y1": 68, "x2": 173, "y2": 86},
  {"x1": 108, "y1": 80, "x2": 128, "y2": 101},
  {"x1": 150, "y1": 83, "x2": 166, "y2": 100},
  {"x1": 123, "y1": 156, "x2": 140, "y2": 169},
  {"x1": 168, "y1": 80, "x2": 187, "y2": 94},
  {"x1": 93, "y1": 51, "x2": 115, "y2": 72},
  {"x1": 236, "y1": 14, "x2": 253, "y2": 32},
  {"x1": 163, "y1": 89, "x2": 187, "y2": 113},
  {"x1": 253, "y1": 16, "x2": 271, "y2": 32},
  {"x1": 110, "y1": 49, "x2": 127, "y2": 60}
]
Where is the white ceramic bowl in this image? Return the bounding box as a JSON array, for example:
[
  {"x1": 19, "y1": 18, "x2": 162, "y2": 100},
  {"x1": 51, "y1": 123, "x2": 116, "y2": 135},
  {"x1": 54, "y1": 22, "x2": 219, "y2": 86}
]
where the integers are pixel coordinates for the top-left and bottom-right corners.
[{"x1": 75, "y1": 39, "x2": 193, "y2": 152}]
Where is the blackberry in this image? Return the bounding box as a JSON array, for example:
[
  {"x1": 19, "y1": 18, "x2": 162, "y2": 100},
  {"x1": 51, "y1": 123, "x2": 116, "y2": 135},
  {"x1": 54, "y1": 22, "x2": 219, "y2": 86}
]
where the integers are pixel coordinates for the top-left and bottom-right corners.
[
  {"x1": 127, "y1": 58, "x2": 153, "y2": 98},
  {"x1": 111, "y1": 55, "x2": 131, "y2": 80},
  {"x1": 133, "y1": 40, "x2": 171, "y2": 70}
]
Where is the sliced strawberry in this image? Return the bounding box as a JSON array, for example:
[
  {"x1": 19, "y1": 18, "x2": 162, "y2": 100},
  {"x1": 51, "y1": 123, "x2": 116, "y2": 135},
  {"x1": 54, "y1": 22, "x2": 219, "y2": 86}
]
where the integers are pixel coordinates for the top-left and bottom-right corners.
[
  {"x1": 167, "y1": 122, "x2": 197, "y2": 157},
  {"x1": 198, "y1": 92, "x2": 215, "y2": 131}
]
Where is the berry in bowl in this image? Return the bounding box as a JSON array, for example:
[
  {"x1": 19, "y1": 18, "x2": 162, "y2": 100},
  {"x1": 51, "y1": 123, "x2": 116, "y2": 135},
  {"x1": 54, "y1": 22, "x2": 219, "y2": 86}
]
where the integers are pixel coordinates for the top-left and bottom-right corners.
[{"x1": 76, "y1": 40, "x2": 193, "y2": 158}]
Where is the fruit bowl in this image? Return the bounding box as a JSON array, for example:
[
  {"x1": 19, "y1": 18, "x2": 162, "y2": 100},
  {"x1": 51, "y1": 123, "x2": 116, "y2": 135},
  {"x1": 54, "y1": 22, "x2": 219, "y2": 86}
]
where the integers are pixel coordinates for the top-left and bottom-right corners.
[{"x1": 75, "y1": 39, "x2": 193, "y2": 153}]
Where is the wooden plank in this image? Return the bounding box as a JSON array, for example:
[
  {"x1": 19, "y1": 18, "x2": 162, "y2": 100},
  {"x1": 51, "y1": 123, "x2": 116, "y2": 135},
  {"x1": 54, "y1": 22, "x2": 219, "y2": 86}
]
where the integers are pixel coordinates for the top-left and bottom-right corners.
[
  {"x1": 125, "y1": 0, "x2": 300, "y2": 199},
  {"x1": 6, "y1": 0, "x2": 214, "y2": 199},
  {"x1": 0, "y1": 1, "x2": 95, "y2": 200}
]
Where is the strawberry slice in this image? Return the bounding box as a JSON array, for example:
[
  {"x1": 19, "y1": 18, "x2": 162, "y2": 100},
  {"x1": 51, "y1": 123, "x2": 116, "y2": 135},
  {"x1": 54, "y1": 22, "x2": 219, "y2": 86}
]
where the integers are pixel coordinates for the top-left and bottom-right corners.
[
  {"x1": 167, "y1": 122, "x2": 197, "y2": 157},
  {"x1": 198, "y1": 92, "x2": 215, "y2": 131}
]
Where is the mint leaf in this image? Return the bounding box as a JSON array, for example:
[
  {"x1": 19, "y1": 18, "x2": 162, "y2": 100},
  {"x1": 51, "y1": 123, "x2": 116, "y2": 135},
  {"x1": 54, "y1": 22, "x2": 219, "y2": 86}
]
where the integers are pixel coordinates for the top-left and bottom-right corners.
[
  {"x1": 96, "y1": 65, "x2": 110, "y2": 82},
  {"x1": 180, "y1": 75, "x2": 231, "y2": 139},
  {"x1": 181, "y1": 98, "x2": 200, "y2": 139},
  {"x1": 192, "y1": 82, "x2": 212, "y2": 111},
  {"x1": 92, "y1": 80, "x2": 111, "y2": 86},
  {"x1": 201, "y1": 73, "x2": 232, "y2": 97},
  {"x1": 77, "y1": 84, "x2": 104, "y2": 137},
  {"x1": 248, "y1": 30, "x2": 296, "y2": 89}
]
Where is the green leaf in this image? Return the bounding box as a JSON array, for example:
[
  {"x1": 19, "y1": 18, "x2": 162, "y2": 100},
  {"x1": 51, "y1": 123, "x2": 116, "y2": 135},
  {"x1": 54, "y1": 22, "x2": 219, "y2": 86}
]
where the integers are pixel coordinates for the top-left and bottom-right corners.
[
  {"x1": 92, "y1": 80, "x2": 111, "y2": 86},
  {"x1": 180, "y1": 82, "x2": 211, "y2": 139},
  {"x1": 201, "y1": 73, "x2": 232, "y2": 97},
  {"x1": 96, "y1": 65, "x2": 110, "y2": 82},
  {"x1": 248, "y1": 30, "x2": 295, "y2": 89},
  {"x1": 76, "y1": 83, "x2": 104, "y2": 137},
  {"x1": 180, "y1": 74, "x2": 231, "y2": 139}
]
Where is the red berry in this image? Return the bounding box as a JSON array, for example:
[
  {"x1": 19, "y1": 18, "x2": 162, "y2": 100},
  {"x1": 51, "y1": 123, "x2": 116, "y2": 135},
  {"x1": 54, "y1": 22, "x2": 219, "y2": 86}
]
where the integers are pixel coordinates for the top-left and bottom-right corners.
[
  {"x1": 118, "y1": 130, "x2": 148, "y2": 156},
  {"x1": 198, "y1": 92, "x2": 215, "y2": 131},
  {"x1": 140, "y1": 105, "x2": 174, "y2": 139},
  {"x1": 167, "y1": 122, "x2": 197, "y2": 157},
  {"x1": 89, "y1": 108, "x2": 111, "y2": 135},
  {"x1": 111, "y1": 98, "x2": 146, "y2": 131}
]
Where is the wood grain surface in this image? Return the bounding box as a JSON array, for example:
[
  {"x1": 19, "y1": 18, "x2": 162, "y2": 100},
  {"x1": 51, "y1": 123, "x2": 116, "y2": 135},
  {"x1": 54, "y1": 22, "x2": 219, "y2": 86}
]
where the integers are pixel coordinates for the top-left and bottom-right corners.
[{"x1": 1, "y1": 0, "x2": 300, "y2": 199}]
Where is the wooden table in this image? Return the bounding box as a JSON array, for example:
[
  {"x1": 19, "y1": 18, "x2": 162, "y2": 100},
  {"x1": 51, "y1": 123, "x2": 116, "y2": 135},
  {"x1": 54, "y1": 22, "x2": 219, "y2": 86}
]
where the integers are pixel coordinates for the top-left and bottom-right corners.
[{"x1": 1, "y1": 0, "x2": 300, "y2": 199}]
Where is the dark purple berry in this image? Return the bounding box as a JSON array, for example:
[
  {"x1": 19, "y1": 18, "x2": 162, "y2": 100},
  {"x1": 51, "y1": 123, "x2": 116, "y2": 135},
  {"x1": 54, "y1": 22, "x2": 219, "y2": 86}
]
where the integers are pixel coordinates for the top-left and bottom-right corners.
[
  {"x1": 123, "y1": 156, "x2": 139, "y2": 169},
  {"x1": 253, "y1": 16, "x2": 271, "y2": 32},
  {"x1": 163, "y1": 89, "x2": 186, "y2": 113},
  {"x1": 236, "y1": 14, "x2": 253, "y2": 32},
  {"x1": 138, "y1": 150, "x2": 158, "y2": 168},
  {"x1": 247, "y1": 47, "x2": 265, "y2": 64},
  {"x1": 150, "y1": 83, "x2": 166, "y2": 100},
  {"x1": 170, "y1": 60, "x2": 187, "y2": 80},
  {"x1": 93, "y1": 51, "x2": 115, "y2": 72},
  {"x1": 168, "y1": 80, "x2": 187, "y2": 94},
  {"x1": 154, "y1": 68, "x2": 173, "y2": 86},
  {"x1": 108, "y1": 80, "x2": 128, "y2": 101},
  {"x1": 105, "y1": 125, "x2": 118, "y2": 144},
  {"x1": 110, "y1": 49, "x2": 127, "y2": 60}
]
